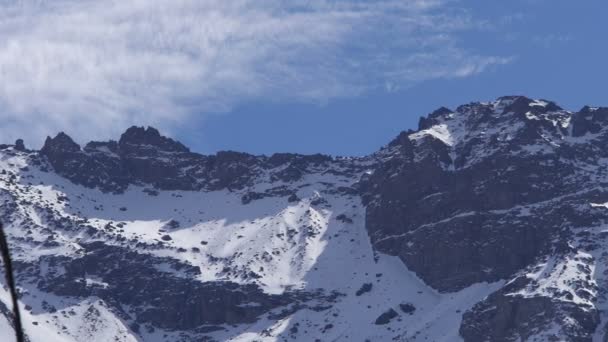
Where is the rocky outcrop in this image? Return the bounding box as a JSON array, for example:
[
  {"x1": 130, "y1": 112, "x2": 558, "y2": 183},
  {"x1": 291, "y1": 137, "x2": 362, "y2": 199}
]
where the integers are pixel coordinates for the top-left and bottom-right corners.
[
  {"x1": 118, "y1": 126, "x2": 190, "y2": 153},
  {"x1": 460, "y1": 277, "x2": 600, "y2": 341},
  {"x1": 571, "y1": 106, "x2": 608, "y2": 137},
  {"x1": 358, "y1": 96, "x2": 608, "y2": 339},
  {"x1": 362, "y1": 96, "x2": 608, "y2": 292},
  {"x1": 14, "y1": 139, "x2": 26, "y2": 151},
  {"x1": 39, "y1": 126, "x2": 341, "y2": 194},
  {"x1": 30, "y1": 242, "x2": 328, "y2": 331}
]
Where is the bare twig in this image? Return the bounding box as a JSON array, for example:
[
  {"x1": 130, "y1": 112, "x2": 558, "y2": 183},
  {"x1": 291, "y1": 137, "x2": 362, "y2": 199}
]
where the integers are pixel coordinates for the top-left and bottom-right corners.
[{"x1": 0, "y1": 222, "x2": 25, "y2": 342}]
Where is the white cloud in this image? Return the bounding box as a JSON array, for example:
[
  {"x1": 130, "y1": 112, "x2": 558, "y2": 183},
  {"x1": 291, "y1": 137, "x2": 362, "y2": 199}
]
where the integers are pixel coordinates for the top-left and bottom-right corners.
[{"x1": 0, "y1": 0, "x2": 508, "y2": 147}]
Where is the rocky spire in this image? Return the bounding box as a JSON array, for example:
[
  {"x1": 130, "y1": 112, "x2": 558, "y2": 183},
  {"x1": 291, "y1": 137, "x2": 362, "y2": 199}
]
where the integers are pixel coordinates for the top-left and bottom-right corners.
[
  {"x1": 14, "y1": 139, "x2": 25, "y2": 152},
  {"x1": 40, "y1": 132, "x2": 81, "y2": 155}
]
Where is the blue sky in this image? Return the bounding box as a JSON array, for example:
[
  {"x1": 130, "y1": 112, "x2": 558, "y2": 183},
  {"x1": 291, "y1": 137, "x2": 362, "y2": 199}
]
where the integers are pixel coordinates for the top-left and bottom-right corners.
[
  {"x1": 187, "y1": 0, "x2": 608, "y2": 156},
  {"x1": 0, "y1": 0, "x2": 606, "y2": 156}
]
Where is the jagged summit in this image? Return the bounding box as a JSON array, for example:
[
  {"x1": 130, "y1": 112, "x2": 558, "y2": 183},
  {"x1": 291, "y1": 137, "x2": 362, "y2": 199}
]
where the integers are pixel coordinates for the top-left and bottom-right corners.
[
  {"x1": 32, "y1": 124, "x2": 344, "y2": 194},
  {"x1": 31, "y1": 96, "x2": 608, "y2": 166},
  {"x1": 119, "y1": 126, "x2": 190, "y2": 153},
  {"x1": 419, "y1": 96, "x2": 566, "y2": 129},
  {"x1": 41, "y1": 132, "x2": 81, "y2": 153},
  {"x1": 383, "y1": 96, "x2": 608, "y2": 170},
  {"x1": 40, "y1": 126, "x2": 190, "y2": 155},
  {"x1": 418, "y1": 106, "x2": 452, "y2": 130},
  {"x1": 26, "y1": 96, "x2": 608, "y2": 194},
  {"x1": 493, "y1": 95, "x2": 561, "y2": 111}
]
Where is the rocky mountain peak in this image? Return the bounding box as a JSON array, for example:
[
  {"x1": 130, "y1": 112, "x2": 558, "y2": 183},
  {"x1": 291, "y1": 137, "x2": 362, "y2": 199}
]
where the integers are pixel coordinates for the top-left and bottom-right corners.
[
  {"x1": 41, "y1": 132, "x2": 81, "y2": 154},
  {"x1": 399, "y1": 96, "x2": 576, "y2": 162},
  {"x1": 118, "y1": 126, "x2": 189, "y2": 153},
  {"x1": 497, "y1": 95, "x2": 563, "y2": 115},
  {"x1": 418, "y1": 106, "x2": 453, "y2": 130}
]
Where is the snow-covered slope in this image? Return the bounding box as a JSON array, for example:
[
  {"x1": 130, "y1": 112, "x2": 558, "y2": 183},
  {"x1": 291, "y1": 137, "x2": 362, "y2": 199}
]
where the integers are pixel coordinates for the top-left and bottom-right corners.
[
  {"x1": 2, "y1": 95, "x2": 608, "y2": 341},
  {"x1": 0, "y1": 145, "x2": 502, "y2": 341}
]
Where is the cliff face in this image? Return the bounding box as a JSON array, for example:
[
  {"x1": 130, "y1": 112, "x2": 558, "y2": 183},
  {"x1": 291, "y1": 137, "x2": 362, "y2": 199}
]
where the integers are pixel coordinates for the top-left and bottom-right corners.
[
  {"x1": 362, "y1": 96, "x2": 608, "y2": 340},
  {"x1": 1, "y1": 96, "x2": 608, "y2": 341}
]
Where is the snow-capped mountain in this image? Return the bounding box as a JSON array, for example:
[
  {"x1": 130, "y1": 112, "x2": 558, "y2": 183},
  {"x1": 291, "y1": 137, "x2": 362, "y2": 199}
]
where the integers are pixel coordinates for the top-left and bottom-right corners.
[{"x1": 1, "y1": 95, "x2": 608, "y2": 341}]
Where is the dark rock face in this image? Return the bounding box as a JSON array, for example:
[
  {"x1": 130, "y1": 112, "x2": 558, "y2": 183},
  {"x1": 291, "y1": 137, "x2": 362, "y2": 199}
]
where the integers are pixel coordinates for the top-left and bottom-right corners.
[
  {"x1": 39, "y1": 132, "x2": 125, "y2": 191},
  {"x1": 14, "y1": 139, "x2": 26, "y2": 151},
  {"x1": 358, "y1": 96, "x2": 608, "y2": 339},
  {"x1": 361, "y1": 96, "x2": 607, "y2": 292},
  {"x1": 39, "y1": 126, "x2": 339, "y2": 194},
  {"x1": 571, "y1": 106, "x2": 608, "y2": 137},
  {"x1": 119, "y1": 126, "x2": 190, "y2": 153},
  {"x1": 29, "y1": 242, "x2": 320, "y2": 330},
  {"x1": 460, "y1": 277, "x2": 600, "y2": 342},
  {"x1": 42, "y1": 132, "x2": 81, "y2": 154}
]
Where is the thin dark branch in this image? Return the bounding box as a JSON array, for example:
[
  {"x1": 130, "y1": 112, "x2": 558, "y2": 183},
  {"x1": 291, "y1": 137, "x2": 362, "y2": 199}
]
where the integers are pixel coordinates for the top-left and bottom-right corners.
[{"x1": 0, "y1": 222, "x2": 25, "y2": 342}]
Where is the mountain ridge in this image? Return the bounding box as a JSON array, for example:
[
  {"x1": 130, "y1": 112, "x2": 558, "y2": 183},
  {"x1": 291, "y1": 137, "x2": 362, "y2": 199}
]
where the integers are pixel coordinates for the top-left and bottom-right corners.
[{"x1": 1, "y1": 95, "x2": 608, "y2": 341}]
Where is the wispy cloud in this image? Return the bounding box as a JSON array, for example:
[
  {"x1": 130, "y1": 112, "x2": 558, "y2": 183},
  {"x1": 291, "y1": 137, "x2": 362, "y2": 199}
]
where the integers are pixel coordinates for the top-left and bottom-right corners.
[{"x1": 0, "y1": 0, "x2": 508, "y2": 147}]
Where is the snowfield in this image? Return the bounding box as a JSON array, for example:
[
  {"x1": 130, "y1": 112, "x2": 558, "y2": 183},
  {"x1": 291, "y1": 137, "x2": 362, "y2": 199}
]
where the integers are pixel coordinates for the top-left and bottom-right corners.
[{"x1": 0, "y1": 148, "x2": 501, "y2": 342}]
